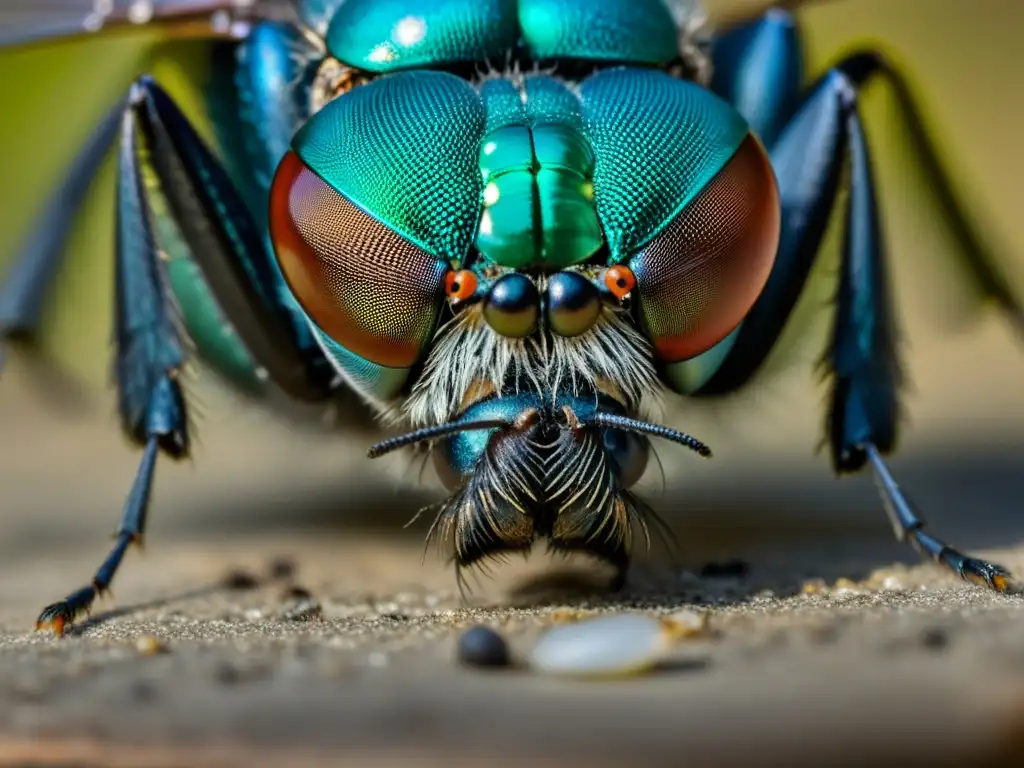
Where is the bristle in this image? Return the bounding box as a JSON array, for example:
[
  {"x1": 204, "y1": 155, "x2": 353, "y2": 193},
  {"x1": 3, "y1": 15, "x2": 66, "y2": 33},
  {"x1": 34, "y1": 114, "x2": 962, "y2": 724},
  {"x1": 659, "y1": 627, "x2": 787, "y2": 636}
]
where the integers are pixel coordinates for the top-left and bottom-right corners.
[
  {"x1": 664, "y1": 0, "x2": 714, "y2": 85},
  {"x1": 404, "y1": 305, "x2": 663, "y2": 427},
  {"x1": 418, "y1": 431, "x2": 542, "y2": 573}
]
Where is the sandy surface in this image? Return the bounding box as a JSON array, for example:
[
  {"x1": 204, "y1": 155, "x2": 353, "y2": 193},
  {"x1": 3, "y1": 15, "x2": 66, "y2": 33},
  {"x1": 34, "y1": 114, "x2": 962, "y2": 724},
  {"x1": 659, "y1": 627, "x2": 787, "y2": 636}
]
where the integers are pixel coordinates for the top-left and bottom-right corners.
[
  {"x1": 3, "y1": 325, "x2": 1024, "y2": 767},
  {"x1": 3, "y1": 537, "x2": 1024, "y2": 767}
]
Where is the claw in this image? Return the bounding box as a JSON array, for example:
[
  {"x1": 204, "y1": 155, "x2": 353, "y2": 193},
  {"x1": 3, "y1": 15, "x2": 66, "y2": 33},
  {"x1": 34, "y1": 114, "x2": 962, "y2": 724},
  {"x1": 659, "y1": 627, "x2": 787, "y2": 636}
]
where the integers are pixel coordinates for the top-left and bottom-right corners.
[
  {"x1": 34, "y1": 603, "x2": 74, "y2": 637},
  {"x1": 33, "y1": 585, "x2": 97, "y2": 636},
  {"x1": 955, "y1": 557, "x2": 1014, "y2": 592},
  {"x1": 992, "y1": 573, "x2": 1013, "y2": 593}
]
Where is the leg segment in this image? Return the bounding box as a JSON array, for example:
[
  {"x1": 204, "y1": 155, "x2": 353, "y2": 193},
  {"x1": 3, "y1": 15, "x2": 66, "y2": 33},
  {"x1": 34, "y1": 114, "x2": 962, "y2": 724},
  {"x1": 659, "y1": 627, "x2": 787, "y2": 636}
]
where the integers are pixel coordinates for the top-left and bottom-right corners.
[
  {"x1": 36, "y1": 86, "x2": 191, "y2": 635},
  {"x1": 36, "y1": 439, "x2": 164, "y2": 635},
  {"x1": 1, "y1": 67, "x2": 335, "y2": 400},
  {"x1": 866, "y1": 445, "x2": 1010, "y2": 591},
  {"x1": 701, "y1": 15, "x2": 1023, "y2": 394},
  {"x1": 697, "y1": 21, "x2": 1017, "y2": 590},
  {"x1": 133, "y1": 76, "x2": 332, "y2": 402},
  {"x1": 709, "y1": 9, "x2": 803, "y2": 147}
]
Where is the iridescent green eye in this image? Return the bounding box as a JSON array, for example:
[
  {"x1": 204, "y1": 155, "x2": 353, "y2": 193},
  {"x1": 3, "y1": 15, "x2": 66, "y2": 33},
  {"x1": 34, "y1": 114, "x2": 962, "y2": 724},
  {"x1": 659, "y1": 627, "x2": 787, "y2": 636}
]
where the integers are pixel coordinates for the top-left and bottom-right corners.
[
  {"x1": 484, "y1": 274, "x2": 540, "y2": 338},
  {"x1": 630, "y1": 135, "x2": 780, "y2": 362},
  {"x1": 269, "y1": 151, "x2": 447, "y2": 370},
  {"x1": 546, "y1": 272, "x2": 600, "y2": 337}
]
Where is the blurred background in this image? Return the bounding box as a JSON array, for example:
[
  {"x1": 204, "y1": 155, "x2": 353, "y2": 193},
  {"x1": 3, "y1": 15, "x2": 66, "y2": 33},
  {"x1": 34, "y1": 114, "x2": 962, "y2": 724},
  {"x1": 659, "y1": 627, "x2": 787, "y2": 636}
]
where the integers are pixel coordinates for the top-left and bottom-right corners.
[{"x1": 1, "y1": 0, "x2": 1023, "y2": 601}]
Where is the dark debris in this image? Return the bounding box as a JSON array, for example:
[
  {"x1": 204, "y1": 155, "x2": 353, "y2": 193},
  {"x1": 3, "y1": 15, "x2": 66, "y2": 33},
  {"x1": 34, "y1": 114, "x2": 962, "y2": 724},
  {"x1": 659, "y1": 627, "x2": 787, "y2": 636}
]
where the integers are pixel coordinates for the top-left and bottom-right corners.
[
  {"x1": 267, "y1": 556, "x2": 297, "y2": 582},
  {"x1": 221, "y1": 569, "x2": 261, "y2": 591},
  {"x1": 281, "y1": 599, "x2": 323, "y2": 623},
  {"x1": 919, "y1": 627, "x2": 950, "y2": 651}
]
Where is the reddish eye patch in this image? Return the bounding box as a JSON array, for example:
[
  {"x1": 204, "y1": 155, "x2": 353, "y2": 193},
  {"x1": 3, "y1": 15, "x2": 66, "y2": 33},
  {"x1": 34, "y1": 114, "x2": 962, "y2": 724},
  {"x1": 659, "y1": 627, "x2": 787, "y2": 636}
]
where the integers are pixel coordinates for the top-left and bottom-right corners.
[
  {"x1": 603, "y1": 265, "x2": 636, "y2": 301},
  {"x1": 629, "y1": 134, "x2": 780, "y2": 363},
  {"x1": 445, "y1": 269, "x2": 478, "y2": 303},
  {"x1": 269, "y1": 151, "x2": 448, "y2": 369}
]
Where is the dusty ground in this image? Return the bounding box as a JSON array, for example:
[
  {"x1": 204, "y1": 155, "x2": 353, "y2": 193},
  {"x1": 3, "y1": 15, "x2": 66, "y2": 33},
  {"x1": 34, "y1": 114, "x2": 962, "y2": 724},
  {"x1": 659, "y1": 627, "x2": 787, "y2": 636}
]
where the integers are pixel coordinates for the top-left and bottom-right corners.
[
  {"x1": 2, "y1": 313, "x2": 1024, "y2": 767},
  {"x1": 4, "y1": 536, "x2": 1024, "y2": 767}
]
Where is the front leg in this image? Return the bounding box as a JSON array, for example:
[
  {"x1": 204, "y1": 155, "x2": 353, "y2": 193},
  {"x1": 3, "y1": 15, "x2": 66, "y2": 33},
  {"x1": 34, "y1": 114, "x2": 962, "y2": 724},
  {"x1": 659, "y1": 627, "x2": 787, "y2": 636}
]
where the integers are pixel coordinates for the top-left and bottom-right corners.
[
  {"x1": 33, "y1": 75, "x2": 341, "y2": 635},
  {"x1": 694, "y1": 15, "x2": 1017, "y2": 591},
  {"x1": 36, "y1": 83, "x2": 192, "y2": 634}
]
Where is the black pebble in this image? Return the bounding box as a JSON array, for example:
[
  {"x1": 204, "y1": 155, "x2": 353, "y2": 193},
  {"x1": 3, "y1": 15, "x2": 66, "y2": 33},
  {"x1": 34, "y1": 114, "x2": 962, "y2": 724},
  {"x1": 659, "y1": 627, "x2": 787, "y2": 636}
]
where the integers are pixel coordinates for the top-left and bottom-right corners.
[
  {"x1": 457, "y1": 626, "x2": 511, "y2": 668},
  {"x1": 222, "y1": 569, "x2": 260, "y2": 591},
  {"x1": 700, "y1": 559, "x2": 750, "y2": 579}
]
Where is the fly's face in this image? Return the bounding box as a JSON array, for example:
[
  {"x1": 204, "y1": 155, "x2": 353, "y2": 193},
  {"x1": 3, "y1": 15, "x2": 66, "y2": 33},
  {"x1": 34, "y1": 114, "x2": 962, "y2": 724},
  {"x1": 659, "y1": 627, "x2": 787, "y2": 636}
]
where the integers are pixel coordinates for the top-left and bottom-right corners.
[{"x1": 268, "y1": 0, "x2": 781, "y2": 582}]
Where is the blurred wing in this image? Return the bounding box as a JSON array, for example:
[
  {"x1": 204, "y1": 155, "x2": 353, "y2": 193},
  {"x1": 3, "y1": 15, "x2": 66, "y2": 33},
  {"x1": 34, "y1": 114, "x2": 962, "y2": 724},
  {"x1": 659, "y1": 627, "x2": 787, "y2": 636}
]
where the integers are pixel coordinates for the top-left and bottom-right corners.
[
  {"x1": 0, "y1": 1, "x2": 333, "y2": 404},
  {"x1": 0, "y1": 34, "x2": 225, "y2": 387},
  {"x1": 865, "y1": 56, "x2": 1024, "y2": 338},
  {"x1": 0, "y1": 0, "x2": 296, "y2": 49}
]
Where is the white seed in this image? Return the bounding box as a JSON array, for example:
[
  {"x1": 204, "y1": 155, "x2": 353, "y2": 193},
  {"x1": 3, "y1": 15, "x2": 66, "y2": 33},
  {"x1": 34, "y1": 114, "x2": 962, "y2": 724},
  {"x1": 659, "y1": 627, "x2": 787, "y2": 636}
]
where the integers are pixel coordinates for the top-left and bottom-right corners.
[{"x1": 529, "y1": 613, "x2": 675, "y2": 678}]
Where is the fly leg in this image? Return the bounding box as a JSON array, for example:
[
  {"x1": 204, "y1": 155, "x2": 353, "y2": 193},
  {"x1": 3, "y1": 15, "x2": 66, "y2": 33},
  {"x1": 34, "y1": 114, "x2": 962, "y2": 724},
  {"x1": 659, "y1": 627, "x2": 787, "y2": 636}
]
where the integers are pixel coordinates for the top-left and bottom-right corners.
[
  {"x1": 30, "y1": 73, "x2": 341, "y2": 635},
  {"x1": 35, "y1": 82, "x2": 191, "y2": 635},
  {"x1": 36, "y1": 438, "x2": 172, "y2": 636},
  {"x1": 865, "y1": 445, "x2": 1010, "y2": 591},
  {"x1": 820, "y1": 60, "x2": 1013, "y2": 590},
  {"x1": 693, "y1": 14, "x2": 1018, "y2": 590}
]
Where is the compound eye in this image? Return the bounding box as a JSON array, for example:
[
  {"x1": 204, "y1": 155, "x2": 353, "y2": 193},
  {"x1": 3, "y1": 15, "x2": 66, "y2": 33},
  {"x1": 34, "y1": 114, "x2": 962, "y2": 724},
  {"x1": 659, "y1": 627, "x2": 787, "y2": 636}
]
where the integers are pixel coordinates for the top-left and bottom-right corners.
[
  {"x1": 629, "y1": 135, "x2": 780, "y2": 362},
  {"x1": 269, "y1": 151, "x2": 448, "y2": 369}
]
